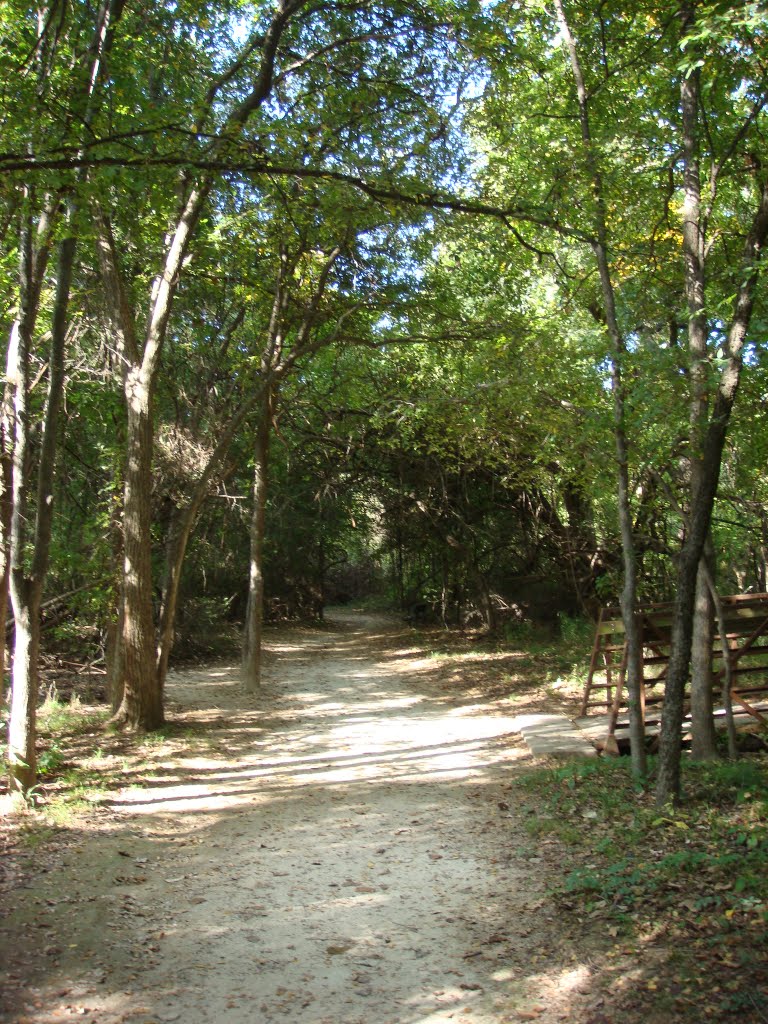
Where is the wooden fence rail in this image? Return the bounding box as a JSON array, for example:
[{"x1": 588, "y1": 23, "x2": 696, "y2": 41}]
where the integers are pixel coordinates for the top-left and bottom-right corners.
[{"x1": 580, "y1": 593, "x2": 768, "y2": 733}]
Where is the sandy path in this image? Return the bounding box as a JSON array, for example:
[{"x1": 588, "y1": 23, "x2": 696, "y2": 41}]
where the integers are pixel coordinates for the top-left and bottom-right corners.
[{"x1": 2, "y1": 611, "x2": 589, "y2": 1024}]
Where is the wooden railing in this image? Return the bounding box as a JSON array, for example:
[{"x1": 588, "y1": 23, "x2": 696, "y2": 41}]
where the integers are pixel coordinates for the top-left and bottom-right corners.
[{"x1": 580, "y1": 593, "x2": 768, "y2": 730}]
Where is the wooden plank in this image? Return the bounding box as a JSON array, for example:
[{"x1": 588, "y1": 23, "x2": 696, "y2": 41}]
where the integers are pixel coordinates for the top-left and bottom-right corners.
[
  {"x1": 721, "y1": 592, "x2": 768, "y2": 606},
  {"x1": 712, "y1": 638, "x2": 768, "y2": 650},
  {"x1": 733, "y1": 683, "x2": 768, "y2": 695},
  {"x1": 580, "y1": 593, "x2": 768, "y2": 719}
]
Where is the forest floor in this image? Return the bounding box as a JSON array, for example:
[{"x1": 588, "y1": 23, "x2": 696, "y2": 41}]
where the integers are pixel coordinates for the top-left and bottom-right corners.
[{"x1": 0, "y1": 609, "x2": 763, "y2": 1023}]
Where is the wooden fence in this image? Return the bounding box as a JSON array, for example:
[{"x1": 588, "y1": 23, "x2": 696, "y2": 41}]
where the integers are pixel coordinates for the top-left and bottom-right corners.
[{"x1": 580, "y1": 593, "x2": 768, "y2": 732}]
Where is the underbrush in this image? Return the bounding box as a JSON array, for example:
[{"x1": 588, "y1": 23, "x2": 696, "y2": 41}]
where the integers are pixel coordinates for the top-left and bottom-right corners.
[
  {"x1": 517, "y1": 755, "x2": 768, "y2": 1019},
  {"x1": 38, "y1": 688, "x2": 107, "y2": 737},
  {"x1": 5, "y1": 690, "x2": 209, "y2": 827}
]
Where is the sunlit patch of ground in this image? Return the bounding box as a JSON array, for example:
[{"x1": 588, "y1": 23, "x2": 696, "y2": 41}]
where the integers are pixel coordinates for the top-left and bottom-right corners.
[{"x1": 1, "y1": 609, "x2": 713, "y2": 1024}]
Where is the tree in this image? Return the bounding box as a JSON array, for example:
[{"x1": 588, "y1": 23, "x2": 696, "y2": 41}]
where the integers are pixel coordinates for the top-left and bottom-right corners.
[
  {"x1": 551, "y1": 0, "x2": 647, "y2": 779},
  {"x1": 461, "y1": 0, "x2": 768, "y2": 792},
  {"x1": 656, "y1": 1, "x2": 768, "y2": 803},
  {"x1": 464, "y1": 0, "x2": 680, "y2": 775},
  {"x1": 4, "y1": 0, "x2": 123, "y2": 793},
  {"x1": 90, "y1": 0, "x2": 464, "y2": 724}
]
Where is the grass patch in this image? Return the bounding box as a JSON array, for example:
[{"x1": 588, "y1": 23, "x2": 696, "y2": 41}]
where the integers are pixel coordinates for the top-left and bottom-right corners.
[
  {"x1": 516, "y1": 754, "x2": 768, "y2": 1021},
  {"x1": 35, "y1": 763, "x2": 118, "y2": 825},
  {"x1": 38, "y1": 688, "x2": 107, "y2": 737},
  {"x1": 17, "y1": 820, "x2": 58, "y2": 848}
]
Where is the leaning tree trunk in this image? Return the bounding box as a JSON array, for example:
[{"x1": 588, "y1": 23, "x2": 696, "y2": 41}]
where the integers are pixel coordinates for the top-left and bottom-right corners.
[
  {"x1": 656, "y1": 182, "x2": 768, "y2": 804},
  {"x1": 241, "y1": 392, "x2": 274, "y2": 693},
  {"x1": 156, "y1": 391, "x2": 262, "y2": 692},
  {"x1": 690, "y1": 551, "x2": 717, "y2": 759},
  {"x1": 655, "y1": 6, "x2": 768, "y2": 803}
]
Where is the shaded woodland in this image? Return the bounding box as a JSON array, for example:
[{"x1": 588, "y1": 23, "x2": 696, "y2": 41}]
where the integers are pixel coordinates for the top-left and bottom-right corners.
[{"x1": 1, "y1": 0, "x2": 767, "y2": 806}]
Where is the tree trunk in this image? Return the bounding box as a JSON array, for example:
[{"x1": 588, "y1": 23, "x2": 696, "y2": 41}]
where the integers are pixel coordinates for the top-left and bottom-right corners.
[
  {"x1": 105, "y1": 617, "x2": 124, "y2": 714},
  {"x1": 655, "y1": 1, "x2": 768, "y2": 802},
  {"x1": 156, "y1": 508, "x2": 194, "y2": 694},
  {"x1": 0, "y1": 428, "x2": 13, "y2": 683},
  {"x1": 474, "y1": 568, "x2": 496, "y2": 632},
  {"x1": 690, "y1": 555, "x2": 717, "y2": 759},
  {"x1": 7, "y1": 597, "x2": 39, "y2": 794},
  {"x1": 97, "y1": 188, "x2": 208, "y2": 729},
  {"x1": 241, "y1": 392, "x2": 274, "y2": 692},
  {"x1": 156, "y1": 395, "x2": 262, "y2": 691},
  {"x1": 701, "y1": 559, "x2": 739, "y2": 759},
  {"x1": 8, "y1": 223, "x2": 74, "y2": 793},
  {"x1": 317, "y1": 520, "x2": 326, "y2": 622},
  {"x1": 656, "y1": 181, "x2": 768, "y2": 802},
  {"x1": 554, "y1": 0, "x2": 646, "y2": 779},
  {"x1": 656, "y1": 519, "x2": 709, "y2": 803},
  {"x1": 5, "y1": 216, "x2": 41, "y2": 793},
  {"x1": 678, "y1": 22, "x2": 717, "y2": 764},
  {"x1": 105, "y1": 474, "x2": 125, "y2": 712},
  {"x1": 0, "y1": 325, "x2": 19, "y2": 688},
  {"x1": 113, "y1": 375, "x2": 163, "y2": 729}
]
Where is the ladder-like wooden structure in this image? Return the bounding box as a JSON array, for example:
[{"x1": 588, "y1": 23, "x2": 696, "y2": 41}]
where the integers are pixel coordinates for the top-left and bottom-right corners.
[{"x1": 580, "y1": 593, "x2": 768, "y2": 733}]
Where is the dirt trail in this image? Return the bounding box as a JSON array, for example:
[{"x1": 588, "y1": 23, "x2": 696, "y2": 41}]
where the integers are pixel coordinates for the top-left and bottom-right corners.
[{"x1": 2, "y1": 610, "x2": 594, "y2": 1024}]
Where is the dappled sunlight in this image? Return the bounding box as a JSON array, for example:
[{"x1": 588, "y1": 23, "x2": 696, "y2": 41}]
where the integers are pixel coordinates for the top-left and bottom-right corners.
[
  {"x1": 6, "y1": 612, "x2": 602, "y2": 1024},
  {"x1": 119, "y1": 639, "x2": 526, "y2": 815},
  {"x1": 97, "y1": 778, "x2": 588, "y2": 1024},
  {"x1": 112, "y1": 730, "x2": 529, "y2": 814}
]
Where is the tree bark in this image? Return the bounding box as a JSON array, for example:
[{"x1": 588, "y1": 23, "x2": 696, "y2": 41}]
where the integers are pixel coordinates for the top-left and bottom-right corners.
[
  {"x1": 656, "y1": 178, "x2": 768, "y2": 803},
  {"x1": 8, "y1": 221, "x2": 74, "y2": 793},
  {"x1": 690, "y1": 554, "x2": 717, "y2": 759},
  {"x1": 554, "y1": 0, "x2": 646, "y2": 778},
  {"x1": 113, "y1": 375, "x2": 163, "y2": 728},
  {"x1": 241, "y1": 390, "x2": 275, "y2": 692}
]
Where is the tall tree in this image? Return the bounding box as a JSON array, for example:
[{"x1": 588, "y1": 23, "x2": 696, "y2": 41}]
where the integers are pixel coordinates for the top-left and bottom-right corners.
[
  {"x1": 656, "y1": 1, "x2": 768, "y2": 803},
  {"x1": 552, "y1": 0, "x2": 647, "y2": 779},
  {"x1": 91, "y1": 0, "x2": 462, "y2": 725},
  {"x1": 5, "y1": 0, "x2": 123, "y2": 792}
]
